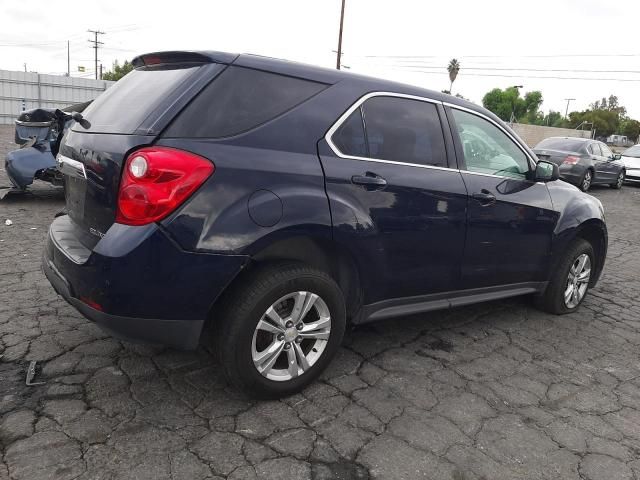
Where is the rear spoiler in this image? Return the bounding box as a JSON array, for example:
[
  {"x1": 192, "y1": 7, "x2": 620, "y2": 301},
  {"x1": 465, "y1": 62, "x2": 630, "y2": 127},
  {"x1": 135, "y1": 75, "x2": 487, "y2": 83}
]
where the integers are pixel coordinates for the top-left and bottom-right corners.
[{"x1": 132, "y1": 50, "x2": 238, "y2": 68}]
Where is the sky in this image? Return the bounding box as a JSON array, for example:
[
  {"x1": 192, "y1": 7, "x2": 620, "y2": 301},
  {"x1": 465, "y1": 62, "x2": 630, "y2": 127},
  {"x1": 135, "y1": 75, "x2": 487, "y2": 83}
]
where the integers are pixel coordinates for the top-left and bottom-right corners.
[{"x1": 2, "y1": 0, "x2": 640, "y2": 118}]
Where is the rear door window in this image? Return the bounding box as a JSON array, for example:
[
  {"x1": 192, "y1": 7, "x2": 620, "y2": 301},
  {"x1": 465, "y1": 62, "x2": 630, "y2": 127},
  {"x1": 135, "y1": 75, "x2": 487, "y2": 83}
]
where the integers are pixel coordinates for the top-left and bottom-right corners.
[
  {"x1": 166, "y1": 66, "x2": 327, "y2": 138},
  {"x1": 79, "y1": 65, "x2": 202, "y2": 134},
  {"x1": 590, "y1": 143, "x2": 602, "y2": 156},
  {"x1": 362, "y1": 97, "x2": 447, "y2": 167}
]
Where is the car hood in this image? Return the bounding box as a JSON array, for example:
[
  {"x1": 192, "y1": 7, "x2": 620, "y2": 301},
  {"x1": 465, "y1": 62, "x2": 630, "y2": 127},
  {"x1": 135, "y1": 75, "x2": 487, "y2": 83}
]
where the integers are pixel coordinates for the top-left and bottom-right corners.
[{"x1": 620, "y1": 155, "x2": 640, "y2": 169}]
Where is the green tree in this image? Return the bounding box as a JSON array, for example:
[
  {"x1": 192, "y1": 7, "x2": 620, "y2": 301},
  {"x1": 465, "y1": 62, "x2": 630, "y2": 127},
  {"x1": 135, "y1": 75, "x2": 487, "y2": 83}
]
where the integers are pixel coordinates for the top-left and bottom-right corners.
[
  {"x1": 569, "y1": 109, "x2": 619, "y2": 138},
  {"x1": 621, "y1": 119, "x2": 640, "y2": 143},
  {"x1": 543, "y1": 111, "x2": 565, "y2": 127},
  {"x1": 481, "y1": 87, "x2": 543, "y2": 123},
  {"x1": 447, "y1": 59, "x2": 460, "y2": 94},
  {"x1": 102, "y1": 60, "x2": 134, "y2": 81}
]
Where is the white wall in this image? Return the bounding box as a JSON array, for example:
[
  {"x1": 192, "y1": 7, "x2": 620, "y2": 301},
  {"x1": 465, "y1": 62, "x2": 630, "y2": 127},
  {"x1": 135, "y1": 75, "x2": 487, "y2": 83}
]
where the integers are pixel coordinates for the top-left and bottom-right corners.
[
  {"x1": 510, "y1": 123, "x2": 593, "y2": 148},
  {"x1": 0, "y1": 70, "x2": 114, "y2": 124}
]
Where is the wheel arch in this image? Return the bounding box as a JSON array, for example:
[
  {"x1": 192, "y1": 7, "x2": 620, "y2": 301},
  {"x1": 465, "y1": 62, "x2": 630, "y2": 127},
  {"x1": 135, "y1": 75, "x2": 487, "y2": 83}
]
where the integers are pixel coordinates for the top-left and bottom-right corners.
[
  {"x1": 209, "y1": 235, "x2": 363, "y2": 324},
  {"x1": 574, "y1": 219, "x2": 607, "y2": 287}
]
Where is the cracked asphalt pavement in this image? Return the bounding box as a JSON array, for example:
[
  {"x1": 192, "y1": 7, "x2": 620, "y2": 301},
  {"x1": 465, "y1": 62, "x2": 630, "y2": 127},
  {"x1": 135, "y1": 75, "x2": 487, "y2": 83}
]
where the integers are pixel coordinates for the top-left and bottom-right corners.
[{"x1": 1, "y1": 124, "x2": 640, "y2": 479}]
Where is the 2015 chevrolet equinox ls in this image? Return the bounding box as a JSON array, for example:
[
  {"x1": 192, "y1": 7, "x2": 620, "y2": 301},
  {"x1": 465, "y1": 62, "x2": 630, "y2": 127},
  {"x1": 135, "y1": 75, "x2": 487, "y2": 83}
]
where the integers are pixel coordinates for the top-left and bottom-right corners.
[{"x1": 43, "y1": 51, "x2": 607, "y2": 398}]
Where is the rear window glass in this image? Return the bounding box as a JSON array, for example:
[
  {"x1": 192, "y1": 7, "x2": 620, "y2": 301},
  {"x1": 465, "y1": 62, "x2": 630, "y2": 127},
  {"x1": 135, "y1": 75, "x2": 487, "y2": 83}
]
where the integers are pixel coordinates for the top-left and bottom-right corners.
[
  {"x1": 165, "y1": 66, "x2": 327, "y2": 138},
  {"x1": 535, "y1": 138, "x2": 587, "y2": 152},
  {"x1": 79, "y1": 65, "x2": 201, "y2": 134},
  {"x1": 362, "y1": 96, "x2": 447, "y2": 167}
]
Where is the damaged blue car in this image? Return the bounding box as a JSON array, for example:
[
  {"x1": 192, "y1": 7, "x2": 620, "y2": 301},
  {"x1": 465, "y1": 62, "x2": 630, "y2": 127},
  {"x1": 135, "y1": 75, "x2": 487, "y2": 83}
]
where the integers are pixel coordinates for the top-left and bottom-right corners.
[{"x1": 3, "y1": 102, "x2": 91, "y2": 196}]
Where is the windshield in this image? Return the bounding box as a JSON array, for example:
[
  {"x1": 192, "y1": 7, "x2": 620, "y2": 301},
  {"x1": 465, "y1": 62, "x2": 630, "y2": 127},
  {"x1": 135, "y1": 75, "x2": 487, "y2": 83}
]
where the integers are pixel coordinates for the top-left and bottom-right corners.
[
  {"x1": 622, "y1": 145, "x2": 640, "y2": 158},
  {"x1": 535, "y1": 138, "x2": 587, "y2": 152}
]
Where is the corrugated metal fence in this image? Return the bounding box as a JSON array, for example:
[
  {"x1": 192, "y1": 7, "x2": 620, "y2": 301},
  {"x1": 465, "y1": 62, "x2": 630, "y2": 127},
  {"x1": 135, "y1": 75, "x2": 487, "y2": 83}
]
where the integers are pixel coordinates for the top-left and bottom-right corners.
[{"x1": 0, "y1": 69, "x2": 114, "y2": 124}]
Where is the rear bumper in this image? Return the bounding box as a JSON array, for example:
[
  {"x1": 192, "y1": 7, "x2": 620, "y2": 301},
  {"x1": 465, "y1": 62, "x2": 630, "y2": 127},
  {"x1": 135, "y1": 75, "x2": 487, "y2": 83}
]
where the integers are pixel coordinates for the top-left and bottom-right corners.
[
  {"x1": 558, "y1": 164, "x2": 585, "y2": 185},
  {"x1": 43, "y1": 215, "x2": 249, "y2": 349},
  {"x1": 43, "y1": 257, "x2": 205, "y2": 349},
  {"x1": 5, "y1": 146, "x2": 57, "y2": 189}
]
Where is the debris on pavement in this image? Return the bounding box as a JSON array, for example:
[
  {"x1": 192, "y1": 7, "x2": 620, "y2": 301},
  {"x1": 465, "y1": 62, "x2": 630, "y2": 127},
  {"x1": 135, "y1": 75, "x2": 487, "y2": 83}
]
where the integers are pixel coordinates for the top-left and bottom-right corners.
[
  {"x1": 25, "y1": 361, "x2": 46, "y2": 386},
  {"x1": 4, "y1": 219, "x2": 12, "y2": 226}
]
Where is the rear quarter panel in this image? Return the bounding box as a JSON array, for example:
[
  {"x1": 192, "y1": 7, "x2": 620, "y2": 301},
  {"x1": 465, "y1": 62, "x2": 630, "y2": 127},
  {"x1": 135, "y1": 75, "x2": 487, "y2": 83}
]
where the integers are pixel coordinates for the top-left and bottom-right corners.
[{"x1": 156, "y1": 82, "x2": 364, "y2": 254}]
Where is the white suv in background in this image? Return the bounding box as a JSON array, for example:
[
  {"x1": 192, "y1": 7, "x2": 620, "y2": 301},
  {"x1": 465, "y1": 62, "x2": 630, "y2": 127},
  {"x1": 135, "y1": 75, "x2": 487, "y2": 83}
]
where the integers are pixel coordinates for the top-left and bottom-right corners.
[{"x1": 620, "y1": 145, "x2": 640, "y2": 184}]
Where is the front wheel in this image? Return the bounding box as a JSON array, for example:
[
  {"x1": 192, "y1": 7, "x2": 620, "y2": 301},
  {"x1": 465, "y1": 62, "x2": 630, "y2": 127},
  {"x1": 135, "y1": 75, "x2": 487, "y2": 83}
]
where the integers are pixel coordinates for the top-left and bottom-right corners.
[
  {"x1": 535, "y1": 239, "x2": 594, "y2": 314},
  {"x1": 579, "y1": 170, "x2": 593, "y2": 192},
  {"x1": 215, "y1": 263, "x2": 346, "y2": 399},
  {"x1": 611, "y1": 171, "x2": 625, "y2": 189}
]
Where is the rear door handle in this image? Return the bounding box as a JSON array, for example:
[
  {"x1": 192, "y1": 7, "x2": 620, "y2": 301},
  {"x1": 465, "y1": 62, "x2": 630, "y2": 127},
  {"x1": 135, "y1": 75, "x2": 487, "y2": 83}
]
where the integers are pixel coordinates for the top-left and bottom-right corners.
[
  {"x1": 351, "y1": 173, "x2": 387, "y2": 189},
  {"x1": 472, "y1": 189, "x2": 496, "y2": 206}
]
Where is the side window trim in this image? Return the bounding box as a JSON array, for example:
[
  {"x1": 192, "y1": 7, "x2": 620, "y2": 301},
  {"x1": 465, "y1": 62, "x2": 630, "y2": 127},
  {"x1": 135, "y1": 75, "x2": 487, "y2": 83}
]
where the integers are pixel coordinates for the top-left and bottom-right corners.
[
  {"x1": 326, "y1": 91, "x2": 453, "y2": 171},
  {"x1": 358, "y1": 105, "x2": 371, "y2": 158},
  {"x1": 444, "y1": 102, "x2": 537, "y2": 180}
]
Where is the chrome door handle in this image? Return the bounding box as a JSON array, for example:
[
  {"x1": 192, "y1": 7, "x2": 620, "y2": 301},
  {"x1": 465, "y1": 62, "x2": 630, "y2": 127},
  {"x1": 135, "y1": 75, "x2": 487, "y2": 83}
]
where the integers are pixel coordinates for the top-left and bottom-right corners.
[
  {"x1": 472, "y1": 190, "x2": 496, "y2": 206},
  {"x1": 351, "y1": 173, "x2": 387, "y2": 189}
]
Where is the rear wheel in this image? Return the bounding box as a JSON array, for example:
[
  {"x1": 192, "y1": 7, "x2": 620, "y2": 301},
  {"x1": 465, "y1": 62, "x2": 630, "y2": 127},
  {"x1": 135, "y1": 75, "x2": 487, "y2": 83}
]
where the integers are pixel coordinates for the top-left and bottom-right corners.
[
  {"x1": 611, "y1": 171, "x2": 625, "y2": 189},
  {"x1": 579, "y1": 170, "x2": 593, "y2": 192},
  {"x1": 535, "y1": 238, "x2": 594, "y2": 314},
  {"x1": 215, "y1": 263, "x2": 346, "y2": 399}
]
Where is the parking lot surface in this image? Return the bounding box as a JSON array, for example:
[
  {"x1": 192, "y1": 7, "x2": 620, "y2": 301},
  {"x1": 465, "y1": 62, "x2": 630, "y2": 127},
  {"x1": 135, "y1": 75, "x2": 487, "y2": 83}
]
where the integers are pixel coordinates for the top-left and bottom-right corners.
[{"x1": 1, "y1": 123, "x2": 639, "y2": 480}]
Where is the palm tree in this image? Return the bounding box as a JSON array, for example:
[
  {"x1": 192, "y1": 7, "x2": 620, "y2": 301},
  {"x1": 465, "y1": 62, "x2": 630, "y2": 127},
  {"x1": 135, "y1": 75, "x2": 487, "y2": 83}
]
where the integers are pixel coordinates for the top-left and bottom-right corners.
[{"x1": 447, "y1": 59, "x2": 460, "y2": 94}]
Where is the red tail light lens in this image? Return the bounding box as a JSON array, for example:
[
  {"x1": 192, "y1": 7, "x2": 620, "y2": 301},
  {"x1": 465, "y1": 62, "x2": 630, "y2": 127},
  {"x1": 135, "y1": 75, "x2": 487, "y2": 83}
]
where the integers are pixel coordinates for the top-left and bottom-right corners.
[
  {"x1": 563, "y1": 155, "x2": 580, "y2": 165},
  {"x1": 116, "y1": 147, "x2": 214, "y2": 226}
]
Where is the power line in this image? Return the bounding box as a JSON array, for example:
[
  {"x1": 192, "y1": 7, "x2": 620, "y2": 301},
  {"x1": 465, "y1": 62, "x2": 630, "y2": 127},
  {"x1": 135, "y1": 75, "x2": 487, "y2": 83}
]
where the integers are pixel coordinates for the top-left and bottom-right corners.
[
  {"x1": 364, "y1": 53, "x2": 640, "y2": 59},
  {"x1": 87, "y1": 29, "x2": 105, "y2": 80},
  {"x1": 397, "y1": 69, "x2": 640, "y2": 82},
  {"x1": 385, "y1": 64, "x2": 640, "y2": 75}
]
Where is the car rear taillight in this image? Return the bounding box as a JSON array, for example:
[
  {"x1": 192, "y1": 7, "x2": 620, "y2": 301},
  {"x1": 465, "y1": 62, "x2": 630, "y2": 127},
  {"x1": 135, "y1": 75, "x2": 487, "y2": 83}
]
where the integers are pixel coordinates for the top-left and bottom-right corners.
[
  {"x1": 115, "y1": 147, "x2": 214, "y2": 226},
  {"x1": 563, "y1": 155, "x2": 580, "y2": 165}
]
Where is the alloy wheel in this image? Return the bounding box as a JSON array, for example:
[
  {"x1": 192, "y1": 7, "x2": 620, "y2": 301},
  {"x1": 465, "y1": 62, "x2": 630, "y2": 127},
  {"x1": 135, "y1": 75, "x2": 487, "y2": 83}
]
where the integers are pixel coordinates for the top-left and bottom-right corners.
[
  {"x1": 564, "y1": 253, "x2": 591, "y2": 308},
  {"x1": 582, "y1": 171, "x2": 592, "y2": 191},
  {"x1": 617, "y1": 172, "x2": 624, "y2": 188},
  {"x1": 251, "y1": 291, "x2": 331, "y2": 381}
]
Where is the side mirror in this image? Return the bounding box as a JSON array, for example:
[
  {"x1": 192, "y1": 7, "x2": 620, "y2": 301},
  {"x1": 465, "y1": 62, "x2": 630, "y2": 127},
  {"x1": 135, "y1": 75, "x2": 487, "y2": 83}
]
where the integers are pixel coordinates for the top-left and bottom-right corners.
[
  {"x1": 611, "y1": 153, "x2": 622, "y2": 161},
  {"x1": 534, "y1": 160, "x2": 559, "y2": 182}
]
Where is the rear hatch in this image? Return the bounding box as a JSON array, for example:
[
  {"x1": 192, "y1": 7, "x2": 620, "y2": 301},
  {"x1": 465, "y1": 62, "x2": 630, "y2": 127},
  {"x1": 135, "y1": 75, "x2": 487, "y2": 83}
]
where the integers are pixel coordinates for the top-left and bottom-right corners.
[
  {"x1": 58, "y1": 52, "x2": 232, "y2": 246},
  {"x1": 533, "y1": 138, "x2": 587, "y2": 166},
  {"x1": 532, "y1": 148, "x2": 580, "y2": 166}
]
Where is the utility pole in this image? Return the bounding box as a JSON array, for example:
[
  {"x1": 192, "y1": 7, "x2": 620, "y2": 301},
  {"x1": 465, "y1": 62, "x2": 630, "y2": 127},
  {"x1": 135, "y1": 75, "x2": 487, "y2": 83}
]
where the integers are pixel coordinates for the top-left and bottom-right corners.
[
  {"x1": 564, "y1": 98, "x2": 575, "y2": 119},
  {"x1": 67, "y1": 40, "x2": 70, "y2": 77},
  {"x1": 87, "y1": 29, "x2": 105, "y2": 79},
  {"x1": 336, "y1": 0, "x2": 346, "y2": 70},
  {"x1": 23, "y1": 63, "x2": 26, "y2": 72}
]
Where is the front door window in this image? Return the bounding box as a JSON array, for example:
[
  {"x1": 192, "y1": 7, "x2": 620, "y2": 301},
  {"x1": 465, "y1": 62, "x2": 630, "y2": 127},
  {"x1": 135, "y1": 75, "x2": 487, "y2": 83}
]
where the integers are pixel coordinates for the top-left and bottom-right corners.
[{"x1": 451, "y1": 109, "x2": 530, "y2": 179}]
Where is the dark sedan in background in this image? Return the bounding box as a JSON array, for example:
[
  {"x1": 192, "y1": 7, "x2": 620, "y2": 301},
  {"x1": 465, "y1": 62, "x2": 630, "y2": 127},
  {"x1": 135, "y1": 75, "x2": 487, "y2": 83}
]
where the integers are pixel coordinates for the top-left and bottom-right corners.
[{"x1": 533, "y1": 137, "x2": 626, "y2": 191}]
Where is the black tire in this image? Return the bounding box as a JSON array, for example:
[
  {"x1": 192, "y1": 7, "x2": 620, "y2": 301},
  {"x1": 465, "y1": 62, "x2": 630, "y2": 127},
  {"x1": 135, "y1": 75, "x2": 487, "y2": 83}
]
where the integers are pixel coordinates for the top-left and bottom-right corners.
[
  {"x1": 215, "y1": 263, "x2": 346, "y2": 399},
  {"x1": 611, "y1": 171, "x2": 625, "y2": 189},
  {"x1": 535, "y1": 238, "x2": 595, "y2": 314},
  {"x1": 579, "y1": 169, "x2": 593, "y2": 192}
]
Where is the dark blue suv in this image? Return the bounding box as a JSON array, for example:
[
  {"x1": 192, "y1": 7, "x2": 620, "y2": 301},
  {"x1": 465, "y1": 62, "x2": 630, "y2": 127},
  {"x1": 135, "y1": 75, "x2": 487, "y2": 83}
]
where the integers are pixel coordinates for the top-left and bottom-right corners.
[{"x1": 43, "y1": 51, "x2": 607, "y2": 398}]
